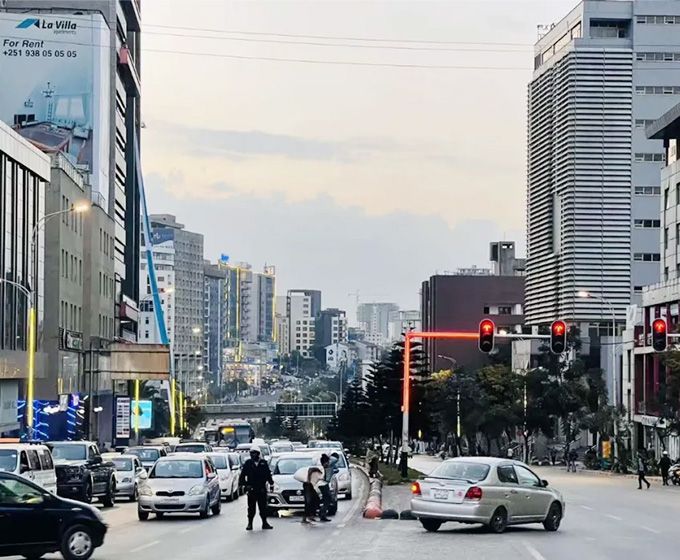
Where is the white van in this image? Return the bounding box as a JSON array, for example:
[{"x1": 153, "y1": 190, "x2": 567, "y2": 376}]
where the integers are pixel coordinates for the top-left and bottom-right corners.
[{"x1": 0, "y1": 443, "x2": 57, "y2": 493}]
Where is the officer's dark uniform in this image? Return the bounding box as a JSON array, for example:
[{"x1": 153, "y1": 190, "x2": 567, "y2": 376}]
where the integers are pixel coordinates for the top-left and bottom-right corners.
[{"x1": 239, "y1": 453, "x2": 274, "y2": 529}]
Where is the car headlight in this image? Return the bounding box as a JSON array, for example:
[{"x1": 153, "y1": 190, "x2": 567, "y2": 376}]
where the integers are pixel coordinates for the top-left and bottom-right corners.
[
  {"x1": 122, "y1": 477, "x2": 132, "y2": 483},
  {"x1": 189, "y1": 485, "x2": 206, "y2": 496},
  {"x1": 139, "y1": 485, "x2": 153, "y2": 497},
  {"x1": 272, "y1": 483, "x2": 281, "y2": 493},
  {"x1": 338, "y1": 473, "x2": 350, "y2": 482}
]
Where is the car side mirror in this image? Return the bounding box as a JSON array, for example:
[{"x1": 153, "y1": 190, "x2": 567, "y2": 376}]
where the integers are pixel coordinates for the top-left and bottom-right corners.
[
  {"x1": 541, "y1": 479, "x2": 549, "y2": 487},
  {"x1": 20, "y1": 465, "x2": 30, "y2": 474},
  {"x1": 136, "y1": 467, "x2": 146, "y2": 476},
  {"x1": 232, "y1": 465, "x2": 240, "y2": 471},
  {"x1": 90, "y1": 456, "x2": 102, "y2": 465}
]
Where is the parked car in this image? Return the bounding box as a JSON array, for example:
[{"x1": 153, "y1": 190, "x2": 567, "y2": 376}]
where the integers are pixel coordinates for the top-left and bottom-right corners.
[
  {"x1": 316, "y1": 448, "x2": 352, "y2": 500},
  {"x1": 48, "y1": 441, "x2": 116, "y2": 507},
  {"x1": 206, "y1": 452, "x2": 239, "y2": 501},
  {"x1": 0, "y1": 471, "x2": 107, "y2": 560},
  {"x1": 137, "y1": 453, "x2": 221, "y2": 520},
  {"x1": 0, "y1": 442, "x2": 57, "y2": 493},
  {"x1": 410, "y1": 457, "x2": 565, "y2": 533},
  {"x1": 267, "y1": 452, "x2": 338, "y2": 515},
  {"x1": 174, "y1": 442, "x2": 213, "y2": 454},
  {"x1": 102, "y1": 453, "x2": 145, "y2": 502},
  {"x1": 125, "y1": 446, "x2": 168, "y2": 470}
]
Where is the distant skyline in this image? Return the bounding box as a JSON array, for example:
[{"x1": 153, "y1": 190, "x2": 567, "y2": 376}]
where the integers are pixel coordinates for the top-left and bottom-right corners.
[{"x1": 141, "y1": 0, "x2": 577, "y2": 316}]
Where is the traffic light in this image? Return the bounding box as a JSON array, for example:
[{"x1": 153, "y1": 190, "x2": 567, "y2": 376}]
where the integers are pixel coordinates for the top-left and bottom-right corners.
[
  {"x1": 478, "y1": 319, "x2": 495, "y2": 353},
  {"x1": 550, "y1": 320, "x2": 567, "y2": 354},
  {"x1": 652, "y1": 318, "x2": 668, "y2": 352}
]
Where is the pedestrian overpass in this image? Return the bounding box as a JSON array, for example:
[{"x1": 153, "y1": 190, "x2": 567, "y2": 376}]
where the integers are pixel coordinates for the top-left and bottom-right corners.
[{"x1": 199, "y1": 401, "x2": 337, "y2": 420}]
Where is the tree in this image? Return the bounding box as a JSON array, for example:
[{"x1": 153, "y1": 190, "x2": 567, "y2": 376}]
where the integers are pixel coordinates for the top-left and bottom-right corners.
[
  {"x1": 183, "y1": 397, "x2": 204, "y2": 438},
  {"x1": 655, "y1": 350, "x2": 680, "y2": 450}
]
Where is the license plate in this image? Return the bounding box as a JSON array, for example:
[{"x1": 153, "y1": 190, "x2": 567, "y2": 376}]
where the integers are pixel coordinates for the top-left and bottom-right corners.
[
  {"x1": 433, "y1": 489, "x2": 449, "y2": 500},
  {"x1": 288, "y1": 496, "x2": 304, "y2": 503},
  {"x1": 162, "y1": 497, "x2": 180, "y2": 503}
]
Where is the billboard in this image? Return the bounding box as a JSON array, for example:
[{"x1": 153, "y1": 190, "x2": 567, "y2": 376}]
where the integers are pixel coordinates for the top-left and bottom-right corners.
[
  {"x1": 130, "y1": 399, "x2": 153, "y2": 430},
  {"x1": 0, "y1": 13, "x2": 111, "y2": 203}
]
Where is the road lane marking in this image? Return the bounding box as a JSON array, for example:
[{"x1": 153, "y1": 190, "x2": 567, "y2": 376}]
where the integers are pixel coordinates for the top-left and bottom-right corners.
[
  {"x1": 523, "y1": 541, "x2": 547, "y2": 560},
  {"x1": 179, "y1": 526, "x2": 196, "y2": 534},
  {"x1": 605, "y1": 514, "x2": 622, "y2": 521},
  {"x1": 130, "y1": 540, "x2": 160, "y2": 553},
  {"x1": 580, "y1": 505, "x2": 594, "y2": 511},
  {"x1": 642, "y1": 525, "x2": 661, "y2": 534},
  {"x1": 338, "y1": 523, "x2": 346, "y2": 528}
]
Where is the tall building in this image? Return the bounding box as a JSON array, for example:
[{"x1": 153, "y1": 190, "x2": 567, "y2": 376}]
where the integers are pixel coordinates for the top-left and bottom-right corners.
[
  {"x1": 287, "y1": 289, "x2": 322, "y2": 358},
  {"x1": 525, "y1": 0, "x2": 680, "y2": 327},
  {"x1": 0, "y1": 120, "x2": 49, "y2": 433},
  {"x1": 275, "y1": 296, "x2": 289, "y2": 356},
  {"x1": 357, "y1": 302, "x2": 399, "y2": 346},
  {"x1": 387, "y1": 309, "x2": 421, "y2": 342},
  {"x1": 0, "y1": 0, "x2": 143, "y2": 340},
  {"x1": 203, "y1": 263, "x2": 227, "y2": 388},
  {"x1": 143, "y1": 215, "x2": 204, "y2": 397},
  {"x1": 489, "y1": 241, "x2": 526, "y2": 276}
]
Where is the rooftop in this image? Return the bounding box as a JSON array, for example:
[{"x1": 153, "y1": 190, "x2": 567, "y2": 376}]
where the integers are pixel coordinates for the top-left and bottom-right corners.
[{"x1": 647, "y1": 102, "x2": 680, "y2": 141}]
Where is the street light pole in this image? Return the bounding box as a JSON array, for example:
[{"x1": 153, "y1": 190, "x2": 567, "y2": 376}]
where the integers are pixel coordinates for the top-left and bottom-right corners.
[{"x1": 578, "y1": 290, "x2": 619, "y2": 459}]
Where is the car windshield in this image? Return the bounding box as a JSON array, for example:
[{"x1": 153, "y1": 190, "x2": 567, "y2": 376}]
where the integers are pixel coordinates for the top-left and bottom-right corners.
[
  {"x1": 209, "y1": 455, "x2": 228, "y2": 469},
  {"x1": 0, "y1": 449, "x2": 18, "y2": 471},
  {"x1": 176, "y1": 445, "x2": 205, "y2": 453},
  {"x1": 272, "y1": 443, "x2": 294, "y2": 453},
  {"x1": 127, "y1": 448, "x2": 160, "y2": 461},
  {"x1": 151, "y1": 460, "x2": 203, "y2": 479},
  {"x1": 332, "y1": 454, "x2": 347, "y2": 468},
  {"x1": 111, "y1": 458, "x2": 133, "y2": 471},
  {"x1": 429, "y1": 461, "x2": 490, "y2": 482},
  {"x1": 50, "y1": 444, "x2": 86, "y2": 461},
  {"x1": 273, "y1": 457, "x2": 314, "y2": 475}
]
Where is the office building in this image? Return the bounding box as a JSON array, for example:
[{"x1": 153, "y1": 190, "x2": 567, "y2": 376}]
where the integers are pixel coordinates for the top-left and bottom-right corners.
[
  {"x1": 388, "y1": 309, "x2": 421, "y2": 342},
  {"x1": 525, "y1": 0, "x2": 680, "y2": 327},
  {"x1": 315, "y1": 308, "x2": 348, "y2": 362},
  {"x1": 421, "y1": 274, "x2": 524, "y2": 371},
  {"x1": 489, "y1": 241, "x2": 526, "y2": 276},
  {"x1": 0, "y1": 0, "x2": 143, "y2": 340},
  {"x1": 357, "y1": 302, "x2": 399, "y2": 347},
  {"x1": 287, "y1": 289, "x2": 322, "y2": 358},
  {"x1": 203, "y1": 263, "x2": 227, "y2": 388},
  {"x1": 0, "y1": 120, "x2": 49, "y2": 433},
  {"x1": 275, "y1": 296, "x2": 290, "y2": 356},
  {"x1": 622, "y1": 102, "x2": 680, "y2": 457}
]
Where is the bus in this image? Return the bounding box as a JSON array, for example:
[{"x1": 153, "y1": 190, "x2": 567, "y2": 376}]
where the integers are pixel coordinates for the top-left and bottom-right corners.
[{"x1": 213, "y1": 420, "x2": 254, "y2": 448}]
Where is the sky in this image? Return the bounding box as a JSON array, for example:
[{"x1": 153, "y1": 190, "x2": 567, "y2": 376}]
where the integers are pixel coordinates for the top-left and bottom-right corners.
[{"x1": 140, "y1": 0, "x2": 577, "y2": 320}]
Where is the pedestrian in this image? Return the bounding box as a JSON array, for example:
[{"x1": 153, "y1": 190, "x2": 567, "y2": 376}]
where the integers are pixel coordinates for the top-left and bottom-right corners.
[
  {"x1": 301, "y1": 467, "x2": 322, "y2": 524},
  {"x1": 660, "y1": 451, "x2": 672, "y2": 486},
  {"x1": 238, "y1": 445, "x2": 274, "y2": 531},
  {"x1": 637, "y1": 453, "x2": 651, "y2": 490},
  {"x1": 318, "y1": 453, "x2": 337, "y2": 522},
  {"x1": 549, "y1": 448, "x2": 557, "y2": 466},
  {"x1": 568, "y1": 449, "x2": 577, "y2": 472}
]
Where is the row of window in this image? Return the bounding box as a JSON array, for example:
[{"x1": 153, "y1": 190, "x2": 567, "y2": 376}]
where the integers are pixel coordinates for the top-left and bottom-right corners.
[
  {"x1": 99, "y1": 228, "x2": 114, "y2": 259},
  {"x1": 61, "y1": 249, "x2": 82, "y2": 285},
  {"x1": 634, "y1": 219, "x2": 660, "y2": 228},
  {"x1": 99, "y1": 271, "x2": 114, "y2": 299},
  {"x1": 637, "y1": 15, "x2": 680, "y2": 25},
  {"x1": 98, "y1": 314, "x2": 114, "y2": 339},
  {"x1": 60, "y1": 301, "x2": 82, "y2": 332},
  {"x1": 636, "y1": 52, "x2": 680, "y2": 62},
  {"x1": 635, "y1": 186, "x2": 660, "y2": 196},
  {"x1": 61, "y1": 195, "x2": 83, "y2": 235},
  {"x1": 635, "y1": 85, "x2": 680, "y2": 95},
  {"x1": 635, "y1": 153, "x2": 665, "y2": 163},
  {"x1": 635, "y1": 119, "x2": 656, "y2": 129},
  {"x1": 663, "y1": 182, "x2": 680, "y2": 209},
  {"x1": 634, "y1": 253, "x2": 661, "y2": 262}
]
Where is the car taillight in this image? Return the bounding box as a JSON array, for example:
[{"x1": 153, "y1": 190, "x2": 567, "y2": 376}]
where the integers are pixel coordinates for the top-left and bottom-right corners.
[
  {"x1": 464, "y1": 486, "x2": 483, "y2": 501},
  {"x1": 411, "y1": 481, "x2": 421, "y2": 496}
]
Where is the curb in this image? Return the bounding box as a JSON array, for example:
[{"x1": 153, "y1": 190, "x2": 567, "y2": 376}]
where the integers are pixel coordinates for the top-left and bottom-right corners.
[{"x1": 362, "y1": 474, "x2": 384, "y2": 519}]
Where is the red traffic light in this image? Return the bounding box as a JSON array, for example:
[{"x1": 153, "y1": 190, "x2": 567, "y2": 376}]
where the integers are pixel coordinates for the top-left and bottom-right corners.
[
  {"x1": 652, "y1": 318, "x2": 668, "y2": 352},
  {"x1": 550, "y1": 320, "x2": 567, "y2": 354},
  {"x1": 478, "y1": 319, "x2": 495, "y2": 353}
]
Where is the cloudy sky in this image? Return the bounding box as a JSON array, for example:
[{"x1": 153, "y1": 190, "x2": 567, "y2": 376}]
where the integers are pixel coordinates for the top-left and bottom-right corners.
[{"x1": 140, "y1": 0, "x2": 576, "y2": 320}]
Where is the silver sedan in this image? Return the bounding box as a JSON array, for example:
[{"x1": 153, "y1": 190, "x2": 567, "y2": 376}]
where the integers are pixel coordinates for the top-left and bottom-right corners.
[{"x1": 410, "y1": 457, "x2": 565, "y2": 533}]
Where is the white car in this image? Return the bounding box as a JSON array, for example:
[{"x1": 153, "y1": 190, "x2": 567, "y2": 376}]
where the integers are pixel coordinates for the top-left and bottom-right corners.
[
  {"x1": 103, "y1": 453, "x2": 146, "y2": 502},
  {"x1": 315, "y1": 448, "x2": 352, "y2": 500},
  {"x1": 0, "y1": 443, "x2": 57, "y2": 493},
  {"x1": 206, "y1": 452, "x2": 239, "y2": 502},
  {"x1": 137, "y1": 453, "x2": 221, "y2": 520}
]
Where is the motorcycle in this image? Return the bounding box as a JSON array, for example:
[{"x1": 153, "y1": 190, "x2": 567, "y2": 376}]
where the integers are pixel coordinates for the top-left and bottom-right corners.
[{"x1": 669, "y1": 462, "x2": 680, "y2": 485}]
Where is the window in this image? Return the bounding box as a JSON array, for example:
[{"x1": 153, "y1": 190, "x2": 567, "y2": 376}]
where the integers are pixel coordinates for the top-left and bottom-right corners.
[
  {"x1": 26, "y1": 450, "x2": 40, "y2": 470},
  {"x1": 636, "y1": 52, "x2": 680, "y2": 62},
  {"x1": 515, "y1": 465, "x2": 542, "y2": 488},
  {"x1": 497, "y1": 465, "x2": 518, "y2": 484},
  {"x1": 636, "y1": 153, "x2": 665, "y2": 163},
  {"x1": 635, "y1": 219, "x2": 661, "y2": 229},
  {"x1": 637, "y1": 15, "x2": 680, "y2": 25},
  {"x1": 635, "y1": 120, "x2": 656, "y2": 129},
  {"x1": 635, "y1": 86, "x2": 680, "y2": 95},
  {"x1": 634, "y1": 253, "x2": 661, "y2": 262},
  {"x1": 665, "y1": 188, "x2": 670, "y2": 209},
  {"x1": 0, "y1": 478, "x2": 44, "y2": 505},
  {"x1": 483, "y1": 306, "x2": 490, "y2": 314},
  {"x1": 498, "y1": 306, "x2": 513, "y2": 315},
  {"x1": 634, "y1": 285, "x2": 643, "y2": 293},
  {"x1": 38, "y1": 449, "x2": 53, "y2": 470},
  {"x1": 665, "y1": 228, "x2": 669, "y2": 249},
  {"x1": 665, "y1": 267, "x2": 669, "y2": 280}
]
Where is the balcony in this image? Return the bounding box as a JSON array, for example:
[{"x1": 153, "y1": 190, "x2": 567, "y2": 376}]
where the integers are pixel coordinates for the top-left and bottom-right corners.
[
  {"x1": 120, "y1": 0, "x2": 141, "y2": 32},
  {"x1": 118, "y1": 46, "x2": 141, "y2": 97}
]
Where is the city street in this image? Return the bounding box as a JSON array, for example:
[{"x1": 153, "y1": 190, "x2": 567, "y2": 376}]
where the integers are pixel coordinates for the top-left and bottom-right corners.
[{"x1": 7, "y1": 460, "x2": 680, "y2": 560}]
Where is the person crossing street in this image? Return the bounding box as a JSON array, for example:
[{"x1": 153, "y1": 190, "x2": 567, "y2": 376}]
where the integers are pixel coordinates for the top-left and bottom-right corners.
[
  {"x1": 660, "y1": 451, "x2": 672, "y2": 486},
  {"x1": 239, "y1": 446, "x2": 275, "y2": 531}
]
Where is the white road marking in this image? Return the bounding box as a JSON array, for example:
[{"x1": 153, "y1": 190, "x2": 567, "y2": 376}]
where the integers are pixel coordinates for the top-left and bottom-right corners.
[
  {"x1": 179, "y1": 526, "x2": 196, "y2": 534},
  {"x1": 642, "y1": 525, "x2": 661, "y2": 534},
  {"x1": 605, "y1": 514, "x2": 623, "y2": 521},
  {"x1": 580, "y1": 505, "x2": 594, "y2": 511},
  {"x1": 338, "y1": 523, "x2": 346, "y2": 528},
  {"x1": 523, "y1": 541, "x2": 547, "y2": 560},
  {"x1": 130, "y1": 540, "x2": 160, "y2": 553}
]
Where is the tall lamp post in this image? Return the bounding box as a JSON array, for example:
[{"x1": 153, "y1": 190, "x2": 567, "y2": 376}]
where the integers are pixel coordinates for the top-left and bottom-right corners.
[
  {"x1": 438, "y1": 355, "x2": 461, "y2": 455},
  {"x1": 577, "y1": 290, "x2": 619, "y2": 458},
  {"x1": 25, "y1": 203, "x2": 90, "y2": 434}
]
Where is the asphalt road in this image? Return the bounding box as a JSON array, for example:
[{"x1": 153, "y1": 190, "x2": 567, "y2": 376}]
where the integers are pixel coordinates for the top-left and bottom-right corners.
[{"x1": 11, "y1": 459, "x2": 680, "y2": 560}]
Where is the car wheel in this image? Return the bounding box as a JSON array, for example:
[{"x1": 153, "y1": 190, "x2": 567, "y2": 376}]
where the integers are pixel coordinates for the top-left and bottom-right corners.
[
  {"x1": 211, "y1": 499, "x2": 222, "y2": 516},
  {"x1": 138, "y1": 508, "x2": 149, "y2": 521},
  {"x1": 60, "y1": 524, "x2": 95, "y2": 560},
  {"x1": 225, "y1": 490, "x2": 232, "y2": 502},
  {"x1": 130, "y1": 485, "x2": 138, "y2": 502},
  {"x1": 543, "y1": 502, "x2": 562, "y2": 532},
  {"x1": 420, "y1": 518, "x2": 442, "y2": 532},
  {"x1": 345, "y1": 490, "x2": 353, "y2": 500},
  {"x1": 233, "y1": 489, "x2": 239, "y2": 501},
  {"x1": 489, "y1": 507, "x2": 508, "y2": 534},
  {"x1": 199, "y1": 497, "x2": 210, "y2": 519},
  {"x1": 80, "y1": 480, "x2": 93, "y2": 504},
  {"x1": 101, "y1": 479, "x2": 115, "y2": 508}
]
